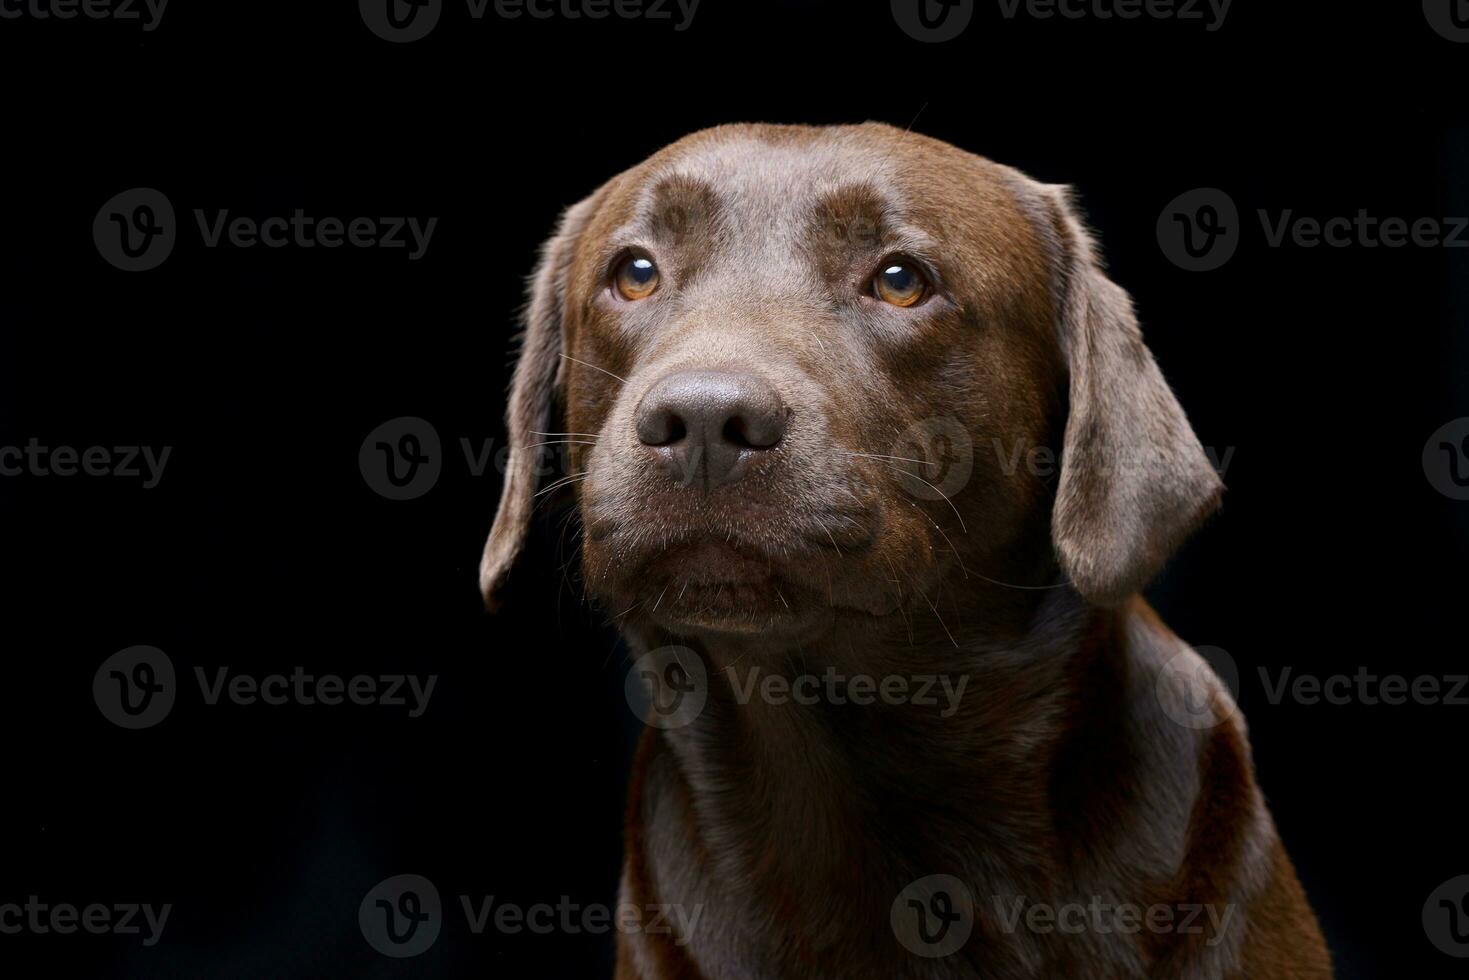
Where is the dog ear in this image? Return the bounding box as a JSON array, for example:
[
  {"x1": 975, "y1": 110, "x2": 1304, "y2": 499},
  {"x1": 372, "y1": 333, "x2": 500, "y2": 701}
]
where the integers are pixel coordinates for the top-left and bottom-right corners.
[
  {"x1": 480, "y1": 193, "x2": 601, "y2": 609},
  {"x1": 1046, "y1": 187, "x2": 1224, "y2": 606}
]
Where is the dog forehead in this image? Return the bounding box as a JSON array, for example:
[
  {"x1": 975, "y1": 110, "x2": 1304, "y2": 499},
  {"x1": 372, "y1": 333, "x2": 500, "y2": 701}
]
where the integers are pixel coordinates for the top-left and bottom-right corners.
[
  {"x1": 658, "y1": 127, "x2": 903, "y2": 198},
  {"x1": 620, "y1": 125, "x2": 958, "y2": 238},
  {"x1": 615, "y1": 125, "x2": 1029, "y2": 255}
]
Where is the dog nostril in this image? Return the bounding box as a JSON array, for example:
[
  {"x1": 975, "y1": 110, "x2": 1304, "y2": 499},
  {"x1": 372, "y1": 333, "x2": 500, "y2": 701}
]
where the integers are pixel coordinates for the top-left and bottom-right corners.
[
  {"x1": 722, "y1": 416, "x2": 750, "y2": 448},
  {"x1": 722, "y1": 414, "x2": 780, "y2": 450},
  {"x1": 637, "y1": 407, "x2": 688, "y2": 447}
]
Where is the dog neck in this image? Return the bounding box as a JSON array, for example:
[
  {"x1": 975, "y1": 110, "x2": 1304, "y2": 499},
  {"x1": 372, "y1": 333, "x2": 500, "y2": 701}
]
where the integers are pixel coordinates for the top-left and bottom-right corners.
[{"x1": 624, "y1": 582, "x2": 1128, "y2": 946}]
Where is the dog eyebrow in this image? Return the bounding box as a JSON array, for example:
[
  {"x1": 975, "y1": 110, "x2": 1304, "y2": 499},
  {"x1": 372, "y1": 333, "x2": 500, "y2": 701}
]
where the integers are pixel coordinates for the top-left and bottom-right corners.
[
  {"x1": 637, "y1": 173, "x2": 726, "y2": 243},
  {"x1": 811, "y1": 184, "x2": 937, "y2": 250}
]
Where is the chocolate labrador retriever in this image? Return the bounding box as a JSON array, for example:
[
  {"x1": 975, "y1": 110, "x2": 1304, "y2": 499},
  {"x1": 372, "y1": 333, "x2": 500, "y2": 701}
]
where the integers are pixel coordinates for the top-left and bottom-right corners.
[{"x1": 479, "y1": 123, "x2": 1331, "y2": 978}]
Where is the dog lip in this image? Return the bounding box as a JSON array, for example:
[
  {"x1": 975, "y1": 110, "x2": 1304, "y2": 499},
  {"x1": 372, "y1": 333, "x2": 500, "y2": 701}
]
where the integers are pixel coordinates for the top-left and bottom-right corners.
[{"x1": 646, "y1": 538, "x2": 773, "y2": 585}]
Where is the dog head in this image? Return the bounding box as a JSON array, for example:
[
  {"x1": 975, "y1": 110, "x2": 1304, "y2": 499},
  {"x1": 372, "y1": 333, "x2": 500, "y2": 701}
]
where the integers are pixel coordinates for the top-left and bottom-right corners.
[{"x1": 480, "y1": 124, "x2": 1221, "y2": 637}]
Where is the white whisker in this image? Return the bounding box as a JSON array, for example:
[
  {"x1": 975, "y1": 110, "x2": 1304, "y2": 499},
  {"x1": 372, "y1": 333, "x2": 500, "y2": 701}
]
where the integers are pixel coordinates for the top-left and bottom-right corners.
[
  {"x1": 871, "y1": 459, "x2": 968, "y2": 534},
  {"x1": 535, "y1": 472, "x2": 588, "y2": 497},
  {"x1": 838, "y1": 451, "x2": 931, "y2": 466},
  {"x1": 560, "y1": 353, "x2": 628, "y2": 385}
]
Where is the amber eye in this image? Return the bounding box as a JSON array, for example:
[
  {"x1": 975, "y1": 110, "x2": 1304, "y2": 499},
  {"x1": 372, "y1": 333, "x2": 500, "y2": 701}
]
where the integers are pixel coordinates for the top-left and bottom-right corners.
[
  {"x1": 872, "y1": 261, "x2": 928, "y2": 308},
  {"x1": 615, "y1": 255, "x2": 660, "y2": 301}
]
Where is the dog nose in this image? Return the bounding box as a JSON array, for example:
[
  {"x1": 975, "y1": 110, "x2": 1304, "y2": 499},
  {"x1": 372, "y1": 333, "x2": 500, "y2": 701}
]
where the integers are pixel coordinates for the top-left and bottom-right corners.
[{"x1": 635, "y1": 370, "x2": 787, "y2": 486}]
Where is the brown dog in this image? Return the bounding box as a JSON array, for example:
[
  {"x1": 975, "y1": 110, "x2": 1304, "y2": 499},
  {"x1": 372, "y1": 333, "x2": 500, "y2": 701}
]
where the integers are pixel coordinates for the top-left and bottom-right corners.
[{"x1": 480, "y1": 124, "x2": 1331, "y2": 978}]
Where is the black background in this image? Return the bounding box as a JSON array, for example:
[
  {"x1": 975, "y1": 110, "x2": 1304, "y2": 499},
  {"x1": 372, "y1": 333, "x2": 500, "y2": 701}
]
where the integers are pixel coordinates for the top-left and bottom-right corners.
[{"x1": 1, "y1": 0, "x2": 1466, "y2": 976}]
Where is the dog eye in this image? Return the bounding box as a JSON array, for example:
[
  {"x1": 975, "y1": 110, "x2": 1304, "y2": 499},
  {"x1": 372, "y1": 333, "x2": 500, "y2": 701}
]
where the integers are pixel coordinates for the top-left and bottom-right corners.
[
  {"x1": 615, "y1": 255, "x2": 660, "y2": 301},
  {"x1": 872, "y1": 261, "x2": 929, "y2": 308}
]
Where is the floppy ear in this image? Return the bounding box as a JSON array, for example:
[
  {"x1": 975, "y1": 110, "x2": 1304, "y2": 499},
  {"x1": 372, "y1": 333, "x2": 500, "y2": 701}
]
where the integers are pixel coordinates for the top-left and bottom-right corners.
[
  {"x1": 479, "y1": 193, "x2": 600, "y2": 609},
  {"x1": 1046, "y1": 187, "x2": 1224, "y2": 606}
]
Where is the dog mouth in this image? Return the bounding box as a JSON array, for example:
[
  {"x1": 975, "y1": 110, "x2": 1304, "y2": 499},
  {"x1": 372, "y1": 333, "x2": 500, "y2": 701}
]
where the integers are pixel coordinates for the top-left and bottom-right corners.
[
  {"x1": 638, "y1": 540, "x2": 793, "y2": 631},
  {"x1": 587, "y1": 512, "x2": 881, "y2": 633}
]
